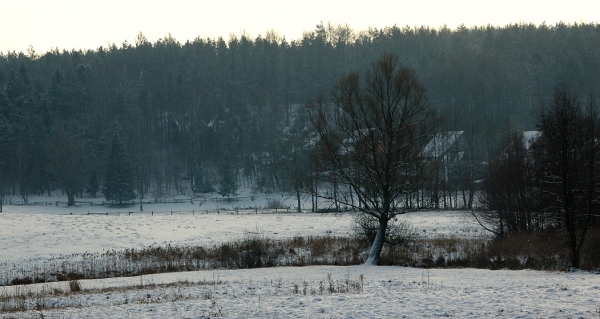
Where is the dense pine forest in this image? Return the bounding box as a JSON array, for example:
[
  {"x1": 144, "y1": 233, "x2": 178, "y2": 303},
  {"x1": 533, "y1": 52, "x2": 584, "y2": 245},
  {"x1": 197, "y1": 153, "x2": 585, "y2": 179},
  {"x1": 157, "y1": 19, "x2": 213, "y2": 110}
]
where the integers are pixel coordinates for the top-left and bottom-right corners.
[{"x1": 1, "y1": 22, "x2": 600, "y2": 205}]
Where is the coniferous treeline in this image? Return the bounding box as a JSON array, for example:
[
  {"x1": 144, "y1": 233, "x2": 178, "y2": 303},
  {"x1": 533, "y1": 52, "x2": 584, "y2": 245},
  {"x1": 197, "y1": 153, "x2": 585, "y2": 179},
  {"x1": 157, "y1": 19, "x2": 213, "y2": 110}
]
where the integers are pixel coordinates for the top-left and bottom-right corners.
[{"x1": 1, "y1": 22, "x2": 599, "y2": 202}]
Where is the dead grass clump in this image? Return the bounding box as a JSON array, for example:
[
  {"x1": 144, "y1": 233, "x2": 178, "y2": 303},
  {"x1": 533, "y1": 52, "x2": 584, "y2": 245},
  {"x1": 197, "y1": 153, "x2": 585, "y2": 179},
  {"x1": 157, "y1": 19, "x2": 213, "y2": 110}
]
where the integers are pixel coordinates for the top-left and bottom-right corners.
[
  {"x1": 235, "y1": 236, "x2": 274, "y2": 268},
  {"x1": 581, "y1": 231, "x2": 600, "y2": 270},
  {"x1": 485, "y1": 231, "x2": 569, "y2": 270},
  {"x1": 290, "y1": 273, "x2": 364, "y2": 296},
  {"x1": 69, "y1": 280, "x2": 82, "y2": 293},
  {"x1": 56, "y1": 272, "x2": 86, "y2": 282},
  {"x1": 266, "y1": 199, "x2": 285, "y2": 209},
  {"x1": 301, "y1": 236, "x2": 363, "y2": 265},
  {"x1": 10, "y1": 277, "x2": 33, "y2": 285},
  {"x1": 5, "y1": 227, "x2": 599, "y2": 288}
]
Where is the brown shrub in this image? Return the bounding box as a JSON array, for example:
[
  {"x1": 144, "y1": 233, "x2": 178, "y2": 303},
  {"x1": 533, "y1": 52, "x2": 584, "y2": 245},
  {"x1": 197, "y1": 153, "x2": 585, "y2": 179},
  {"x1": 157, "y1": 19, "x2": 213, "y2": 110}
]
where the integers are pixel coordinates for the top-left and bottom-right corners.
[{"x1": 69, "y1": 280, "x2": 82, "y2": 293}]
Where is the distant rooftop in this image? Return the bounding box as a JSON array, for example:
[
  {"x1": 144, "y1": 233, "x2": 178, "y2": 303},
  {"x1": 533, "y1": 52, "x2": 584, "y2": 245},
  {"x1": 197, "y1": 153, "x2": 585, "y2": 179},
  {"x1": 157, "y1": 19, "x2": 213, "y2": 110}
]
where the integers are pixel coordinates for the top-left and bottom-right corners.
[{"x1": 422, "y1": 131, "x2": 464, "y2": 158}]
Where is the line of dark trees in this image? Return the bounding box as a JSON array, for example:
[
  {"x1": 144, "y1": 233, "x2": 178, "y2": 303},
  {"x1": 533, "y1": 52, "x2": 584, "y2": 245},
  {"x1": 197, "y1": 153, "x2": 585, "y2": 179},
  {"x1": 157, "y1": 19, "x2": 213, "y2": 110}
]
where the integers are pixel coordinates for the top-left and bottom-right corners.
[{"x1": 1, "y1": 22, "x2": 600, "y2": 208}]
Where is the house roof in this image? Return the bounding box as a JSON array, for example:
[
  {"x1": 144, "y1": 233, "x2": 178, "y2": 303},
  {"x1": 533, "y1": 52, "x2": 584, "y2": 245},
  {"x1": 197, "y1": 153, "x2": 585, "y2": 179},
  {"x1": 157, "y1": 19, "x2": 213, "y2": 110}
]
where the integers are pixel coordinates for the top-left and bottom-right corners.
[
  {"x1": 522, "y1": 131, "x2": 541, "y2": 149},
  {"x1": 421, "y1": 131, "x2": 464, "y2": 158}
]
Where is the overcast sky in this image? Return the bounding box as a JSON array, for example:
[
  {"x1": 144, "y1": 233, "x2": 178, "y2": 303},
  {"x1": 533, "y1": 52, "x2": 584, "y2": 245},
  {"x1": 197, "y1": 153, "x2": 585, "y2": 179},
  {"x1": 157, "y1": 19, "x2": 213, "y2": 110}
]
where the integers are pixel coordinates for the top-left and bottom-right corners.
[{"x1": 1, "y1": 0, "x2": 599, "y2": 55}]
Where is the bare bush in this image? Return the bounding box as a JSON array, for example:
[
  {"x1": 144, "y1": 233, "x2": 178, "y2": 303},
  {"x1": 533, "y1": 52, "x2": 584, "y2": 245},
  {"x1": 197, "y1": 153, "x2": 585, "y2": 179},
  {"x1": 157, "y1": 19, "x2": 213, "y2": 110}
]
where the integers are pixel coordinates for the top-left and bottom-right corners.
[{"x1": 352, "y1": 214, "x2": 415, "y2": 248}]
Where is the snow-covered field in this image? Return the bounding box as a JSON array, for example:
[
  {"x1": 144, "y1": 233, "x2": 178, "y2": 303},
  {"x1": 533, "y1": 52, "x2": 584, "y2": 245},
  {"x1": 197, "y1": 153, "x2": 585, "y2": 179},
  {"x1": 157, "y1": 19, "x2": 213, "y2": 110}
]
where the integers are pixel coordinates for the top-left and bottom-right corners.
[
  {"x1": 2, "y1": 265, "x2": 599, "y2": 318},
  {"x1": 1, "y1": 194, "x2": 598, "y2": 318},
  {"x1": 1, "y1": 194, "x2": 480, "y2": 264}
]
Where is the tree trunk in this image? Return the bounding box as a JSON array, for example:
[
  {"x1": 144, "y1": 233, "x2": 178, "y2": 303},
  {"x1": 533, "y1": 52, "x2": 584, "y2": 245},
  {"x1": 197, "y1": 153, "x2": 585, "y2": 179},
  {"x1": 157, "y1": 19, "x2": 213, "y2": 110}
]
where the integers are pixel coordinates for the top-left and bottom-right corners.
[
  {"x1": 567, "y1": 210, "x2": 580, "y2": 269},
  {"x1": 365, "y1": 217, "x2": 388, "y2": 265},
  {"x1": 296, "y1": 187, "x2": 301, "y2": 213},
  {"x1": 570, "y1": 242, "x2": 580, "y2": 269},
  {"x1": 67, "y1": 192, "x2": 75, "y2": 207}
]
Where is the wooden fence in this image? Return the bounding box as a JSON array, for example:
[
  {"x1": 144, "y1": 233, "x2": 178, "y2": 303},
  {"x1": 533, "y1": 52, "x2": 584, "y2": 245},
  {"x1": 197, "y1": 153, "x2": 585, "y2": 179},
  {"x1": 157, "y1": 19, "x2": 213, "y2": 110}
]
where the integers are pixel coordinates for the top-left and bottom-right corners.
[{"x1": 80, "y1": 207, "x2": 332, "y2": 217}]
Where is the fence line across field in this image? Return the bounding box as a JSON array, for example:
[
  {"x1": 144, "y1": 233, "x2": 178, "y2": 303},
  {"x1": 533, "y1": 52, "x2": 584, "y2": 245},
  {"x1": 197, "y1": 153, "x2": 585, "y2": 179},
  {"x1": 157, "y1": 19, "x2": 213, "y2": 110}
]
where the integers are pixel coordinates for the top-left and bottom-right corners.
[{"x1": 3, "y1": 194, "x2": 279, "y2": 207}]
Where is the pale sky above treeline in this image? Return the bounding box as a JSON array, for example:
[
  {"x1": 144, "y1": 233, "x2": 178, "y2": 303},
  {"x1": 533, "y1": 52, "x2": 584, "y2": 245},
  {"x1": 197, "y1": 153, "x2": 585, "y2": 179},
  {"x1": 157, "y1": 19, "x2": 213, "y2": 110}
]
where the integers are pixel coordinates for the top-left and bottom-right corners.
[{"x1": 1, "y1": 0, "x2": 598, "y2": 54}]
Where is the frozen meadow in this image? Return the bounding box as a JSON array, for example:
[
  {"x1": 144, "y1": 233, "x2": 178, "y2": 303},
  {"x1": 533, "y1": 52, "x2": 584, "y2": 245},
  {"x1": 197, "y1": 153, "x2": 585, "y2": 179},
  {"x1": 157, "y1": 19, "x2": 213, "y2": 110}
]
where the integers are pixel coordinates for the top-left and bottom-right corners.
[{"x1": 1, "y1": 193, "x2": 599, "y2": 318}]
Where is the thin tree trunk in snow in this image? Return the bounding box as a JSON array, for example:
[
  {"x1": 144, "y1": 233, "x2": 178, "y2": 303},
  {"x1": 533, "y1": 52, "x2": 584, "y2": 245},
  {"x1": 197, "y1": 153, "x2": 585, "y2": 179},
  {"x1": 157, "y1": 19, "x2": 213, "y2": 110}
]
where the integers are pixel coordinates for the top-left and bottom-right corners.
[
  {"x1": 296, "y1": 188, "x2": 301, "y2": 213},
  {"x1": 366, "y1": 217, "x2": 388, "y2": 265}
]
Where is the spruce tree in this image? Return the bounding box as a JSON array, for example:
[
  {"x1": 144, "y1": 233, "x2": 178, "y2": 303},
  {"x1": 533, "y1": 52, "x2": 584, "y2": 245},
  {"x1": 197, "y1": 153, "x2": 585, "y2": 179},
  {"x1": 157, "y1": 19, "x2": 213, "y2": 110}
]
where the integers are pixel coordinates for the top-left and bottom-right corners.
[
  {"x1": 103, "y1": 132, "x2": 135, "y2": 204},
  {"x1": 218, "y1": 153, "x2": 237, "y2": 197}
]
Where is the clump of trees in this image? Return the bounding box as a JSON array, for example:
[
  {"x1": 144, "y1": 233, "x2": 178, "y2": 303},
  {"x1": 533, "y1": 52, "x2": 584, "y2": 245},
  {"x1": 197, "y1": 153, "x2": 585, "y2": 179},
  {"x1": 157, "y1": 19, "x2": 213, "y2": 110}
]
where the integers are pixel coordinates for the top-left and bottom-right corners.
[
  {"x1": 479, "y1": 87, "x2": 600, "y2": 269},
  {"x1": 478, "y1": 132, "x2": 542, "y2": 235},
  {"x1": 533, "y1": 88, "x2": 599, "y2": 269}
]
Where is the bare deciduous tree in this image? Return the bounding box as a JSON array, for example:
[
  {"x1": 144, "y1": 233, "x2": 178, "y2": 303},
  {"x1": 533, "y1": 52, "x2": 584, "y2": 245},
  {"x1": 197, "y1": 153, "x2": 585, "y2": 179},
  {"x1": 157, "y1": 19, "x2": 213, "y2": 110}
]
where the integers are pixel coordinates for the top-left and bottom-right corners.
[
  {"x1": 477, "y1": 132, "x2": 545, "y2": 236},
  {"x1": 533, "y1": 88, "x2": 599, "y2": 268},
  {"x1": 308, "y1": 53, "x2": 434, "y2": 265}
]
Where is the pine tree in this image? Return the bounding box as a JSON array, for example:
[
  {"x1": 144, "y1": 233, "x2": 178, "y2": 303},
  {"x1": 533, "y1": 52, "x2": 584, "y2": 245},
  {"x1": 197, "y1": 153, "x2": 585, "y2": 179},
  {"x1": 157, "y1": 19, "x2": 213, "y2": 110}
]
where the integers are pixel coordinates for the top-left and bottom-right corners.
[
  {"x1": 86, "y1": 171, "x2": 99, "y2": 198},
  {"x1": 103, "y1": 132, "x2": 135, "y2": 204},
  {"x1": 218, "y1": 153, "x2": 237, "y2": 197}
]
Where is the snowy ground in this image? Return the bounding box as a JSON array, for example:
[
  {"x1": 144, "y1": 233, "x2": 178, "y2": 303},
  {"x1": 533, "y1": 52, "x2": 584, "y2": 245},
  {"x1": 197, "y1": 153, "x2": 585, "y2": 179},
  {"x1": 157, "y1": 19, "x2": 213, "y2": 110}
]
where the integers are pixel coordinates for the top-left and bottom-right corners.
[
  {"x1": 2, "y1": 266, "x2": 599, "y2": 318},
  {"x1": 1, "y1": 193, "x2": 598, "y2": 318}
]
